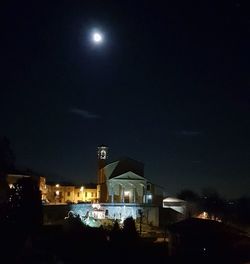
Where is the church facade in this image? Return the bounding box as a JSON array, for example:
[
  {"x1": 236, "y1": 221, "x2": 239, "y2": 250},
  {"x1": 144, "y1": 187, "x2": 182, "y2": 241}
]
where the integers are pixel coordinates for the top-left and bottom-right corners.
[{"x1": 97, "y1": 145, "x2": 164, "y2": 205}]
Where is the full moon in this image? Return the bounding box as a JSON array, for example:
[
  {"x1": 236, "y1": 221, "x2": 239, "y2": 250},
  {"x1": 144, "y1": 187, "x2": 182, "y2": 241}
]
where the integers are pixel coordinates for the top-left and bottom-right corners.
[{"x1": 92, "y1": 32, "x2": 103, "y2": 43}]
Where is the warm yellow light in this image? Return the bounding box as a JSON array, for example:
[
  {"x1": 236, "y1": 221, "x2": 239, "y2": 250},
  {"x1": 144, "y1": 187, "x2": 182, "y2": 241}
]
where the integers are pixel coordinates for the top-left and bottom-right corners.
[
  {"x1": 203, "y1": 211, "x2": 208, "y2": 219},
  {"x1": 56, "y1": 190, "x2": 60, "y2": 196},
  {"x1": 124, "y1": 191, "x2": 130, "y2": 196},
  {"x1": 80, "y1": 186, "x2": 84, "y2": 192},
  {"x1": 56, "y1": 184, "x2": 60, "y2": 188}
]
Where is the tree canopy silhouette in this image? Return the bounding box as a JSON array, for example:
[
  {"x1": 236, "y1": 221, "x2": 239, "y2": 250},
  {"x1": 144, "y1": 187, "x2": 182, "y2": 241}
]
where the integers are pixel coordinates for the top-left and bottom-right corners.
[
  {"x1": 0, "y1": 136, "x2": 15, "y2": 176},
  {"x1": 8, "y1": 177, "x2": 43, "y2": 231},
  {"x1": 0, "y1": 136, "x2": 15, "y2": 205},
  {"x1": 177, "y1": 189, "x2": 200, "y2": 202}
]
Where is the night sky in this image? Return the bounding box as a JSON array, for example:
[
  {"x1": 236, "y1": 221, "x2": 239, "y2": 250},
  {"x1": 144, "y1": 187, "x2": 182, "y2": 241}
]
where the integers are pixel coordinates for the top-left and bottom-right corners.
[{"x1": 2, "y1": 0, "x2": 250, "y2": 198}]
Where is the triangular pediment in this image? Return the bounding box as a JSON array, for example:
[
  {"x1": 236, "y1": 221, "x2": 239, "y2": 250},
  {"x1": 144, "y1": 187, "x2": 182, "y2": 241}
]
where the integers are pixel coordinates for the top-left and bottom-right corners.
[{"x1": 109, "y1": 171, "x2": 146, "y2": 181}]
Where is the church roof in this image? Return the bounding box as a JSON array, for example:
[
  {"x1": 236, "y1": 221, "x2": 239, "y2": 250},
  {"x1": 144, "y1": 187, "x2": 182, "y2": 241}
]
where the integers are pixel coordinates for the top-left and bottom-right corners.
[{"x1": 104, "y1": 157, "x2": 144, "y2": 180}]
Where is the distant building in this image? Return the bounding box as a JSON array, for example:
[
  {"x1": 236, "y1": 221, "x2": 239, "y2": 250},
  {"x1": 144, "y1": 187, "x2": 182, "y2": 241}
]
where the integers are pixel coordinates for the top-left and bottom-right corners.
[
  {"x1": 162, "y1": 197, "x2": 187, "y2": 214},
  {"x1": 7, "y1": 173, "x2": 97, "y2": 205},
  {"x1": 46, "y1": 182, "x2": 97, "y2": 204}
]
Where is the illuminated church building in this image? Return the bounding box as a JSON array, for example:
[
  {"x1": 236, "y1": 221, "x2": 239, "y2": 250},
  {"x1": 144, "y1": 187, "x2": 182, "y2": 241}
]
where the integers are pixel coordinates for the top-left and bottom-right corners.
[
  {"x1": 6, "y1": 145, "x2": 163, "y2": 208},
  {"x1": 40, "y1": 146, "x2": 171, "y2": 227},
  {"x1": 97, "y1": 145, "x2": 163, "y2": 205}
]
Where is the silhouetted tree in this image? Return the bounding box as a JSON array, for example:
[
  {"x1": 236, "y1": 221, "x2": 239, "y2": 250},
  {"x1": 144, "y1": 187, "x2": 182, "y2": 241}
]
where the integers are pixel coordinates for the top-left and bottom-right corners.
[
  {"x1": 63, "y1": 211, "x2": 85, "y2": 234},
  {"x1": 122, "y1": 217, "x2": 138, "y2": 242},
  {"x1": 234, "y1": 196, "x2": 250, "y2": 227},
  {"x1": 8, "y1": 177, "x2": 42, "y2": 232},
  {"x1": 113, "y1": 219, "x2": 120, "y2": 231},
  {"x1": 1, "y1": 176, "x2": 42, "y2": 262},
  {"x1": 200, "y1": 187, "x2": 225, "y2": 219},
  {"x1": 109, "y1": 220, "x2": 122, "y2": 244},
  {"x1": 0, "y1": 136, "x2": 15, "y2": 175},
  {"x1": 177, "y1": 189, "x2": 200, "y2": 217},
  {"x1": 177, "y1": 189, "x2": 200, "y2": 202},
  {"x1": 0, "y1": 136, "x2": 15, "y2": 222}
]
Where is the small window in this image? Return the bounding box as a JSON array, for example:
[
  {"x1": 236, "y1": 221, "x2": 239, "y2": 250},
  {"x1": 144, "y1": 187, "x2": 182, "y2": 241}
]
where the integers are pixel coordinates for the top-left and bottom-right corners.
[
  {"x1": 77, "y1": 192, "x2": 80, "y2": 197},
  {"x1": 91, "y1": 192, "x2": 94, "y2": 197},
  {"x1": 138, "y1": 209, "x2": 143, "y2": 216},
  {"x1": 67, "y1": 192, "x2": 70, "y2": 196},
  {"x1": 85, "y1": 192, "x2": 87, "y2": 197}
]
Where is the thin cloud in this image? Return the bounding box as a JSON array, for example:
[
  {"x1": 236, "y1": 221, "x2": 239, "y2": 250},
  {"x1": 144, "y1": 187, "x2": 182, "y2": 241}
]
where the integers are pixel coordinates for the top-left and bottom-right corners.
[
  {"x1": 70, "y1": 108, "x2": 100, "y2": 119},
  {"x1": 177, "y1": 130, "x2": 201, "y2": 136},
  {"x1": 191, "y1": 160, "x2": 201, "y2": 164}
]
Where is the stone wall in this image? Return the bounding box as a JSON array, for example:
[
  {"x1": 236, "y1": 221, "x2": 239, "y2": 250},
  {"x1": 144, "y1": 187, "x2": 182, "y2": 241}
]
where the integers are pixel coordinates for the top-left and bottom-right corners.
[{"x1": 43, "y1": 203, "x2": 160, "y2": 226}]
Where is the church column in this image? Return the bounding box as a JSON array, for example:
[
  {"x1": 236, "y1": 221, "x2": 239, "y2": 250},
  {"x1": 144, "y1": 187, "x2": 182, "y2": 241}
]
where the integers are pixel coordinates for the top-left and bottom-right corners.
[
  {"x1": 119, "y1": 184, "x2": 122, "y2": 203},
  {"x1": 111, "y1": 185, "x2": 114, "y2": 203},
  {"x1": 121, "y1": 185, "x2": 124, "y2": 203},
  {"x1": 142, "y1": 185, "x2": 146, "y2": 203},
  {"x1": 133, "y1": 187, "x2": 136, "y2": 203}
]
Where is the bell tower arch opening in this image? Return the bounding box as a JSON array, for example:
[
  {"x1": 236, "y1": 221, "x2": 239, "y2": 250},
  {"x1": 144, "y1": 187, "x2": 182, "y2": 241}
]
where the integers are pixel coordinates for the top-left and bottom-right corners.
[{"x1": 97, "y1": 145, "x2": 108, "y2": 203}]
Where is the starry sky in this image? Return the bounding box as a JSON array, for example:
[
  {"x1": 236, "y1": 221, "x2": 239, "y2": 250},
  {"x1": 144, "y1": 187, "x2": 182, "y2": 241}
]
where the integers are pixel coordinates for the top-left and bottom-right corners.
[{"x1": 2, "y1": 0, "x2": 250, "y2": 198}]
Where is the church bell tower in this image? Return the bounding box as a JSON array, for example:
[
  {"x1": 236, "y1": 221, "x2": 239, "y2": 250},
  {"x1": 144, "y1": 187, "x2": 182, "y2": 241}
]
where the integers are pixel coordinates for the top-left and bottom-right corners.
[{"x1": 97, "y1": 145, "x2": 108, "y2": 203}]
